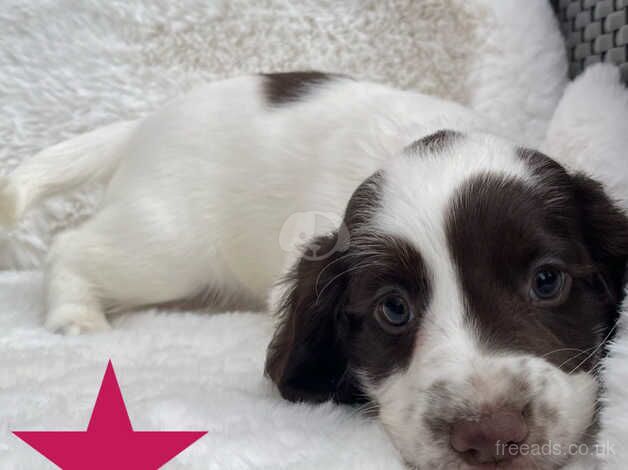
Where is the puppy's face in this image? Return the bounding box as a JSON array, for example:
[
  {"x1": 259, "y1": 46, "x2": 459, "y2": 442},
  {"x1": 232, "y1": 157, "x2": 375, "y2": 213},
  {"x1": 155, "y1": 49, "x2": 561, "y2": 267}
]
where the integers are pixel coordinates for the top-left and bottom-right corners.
[{"x1": 266, "y1": 131, "x2": 628, "y2": 469}]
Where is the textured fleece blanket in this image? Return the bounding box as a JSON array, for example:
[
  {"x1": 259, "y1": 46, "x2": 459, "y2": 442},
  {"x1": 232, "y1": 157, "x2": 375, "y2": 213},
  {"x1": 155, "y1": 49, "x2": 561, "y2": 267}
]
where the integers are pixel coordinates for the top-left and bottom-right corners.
[{"x1": 1, "y1": 1, "x2": 626, "y2": 469}]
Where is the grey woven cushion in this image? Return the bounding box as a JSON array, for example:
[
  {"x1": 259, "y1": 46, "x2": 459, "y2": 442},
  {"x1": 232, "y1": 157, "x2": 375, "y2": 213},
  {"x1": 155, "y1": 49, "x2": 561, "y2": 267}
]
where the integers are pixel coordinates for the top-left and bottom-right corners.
[{"x1": 553, "y1": 0, "x2": 628, "y2": 81}]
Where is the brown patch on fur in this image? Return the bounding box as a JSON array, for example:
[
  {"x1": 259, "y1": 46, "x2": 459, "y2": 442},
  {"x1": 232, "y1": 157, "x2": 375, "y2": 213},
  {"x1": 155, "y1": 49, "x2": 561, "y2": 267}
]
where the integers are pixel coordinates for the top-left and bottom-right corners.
[
  {"x1": 261, "y1": 71, "x2": 340, "y2": 105},
  {"x1": 405, "y1": 129, "x2": 463, "y2": 154},
  {"x1": 446, "y1": 164, "x2": 627, "y2": 372}
]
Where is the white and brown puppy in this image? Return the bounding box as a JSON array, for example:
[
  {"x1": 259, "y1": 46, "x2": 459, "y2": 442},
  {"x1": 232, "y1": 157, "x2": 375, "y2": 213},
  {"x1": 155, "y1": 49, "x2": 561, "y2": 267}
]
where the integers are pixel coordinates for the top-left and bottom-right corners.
[{"x1": 1, "y1": 73, "x2": 626, "y2": 469}]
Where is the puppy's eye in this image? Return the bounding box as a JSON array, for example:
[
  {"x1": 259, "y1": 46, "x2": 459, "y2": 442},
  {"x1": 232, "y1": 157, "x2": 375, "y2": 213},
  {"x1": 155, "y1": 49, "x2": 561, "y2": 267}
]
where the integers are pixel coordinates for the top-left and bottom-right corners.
[
  {"x1": 376, "y1": 295, "x2": 412, "y2": 331},
  {"x1": 530, "y1": 266, "x2": 571, "y2": 303}
]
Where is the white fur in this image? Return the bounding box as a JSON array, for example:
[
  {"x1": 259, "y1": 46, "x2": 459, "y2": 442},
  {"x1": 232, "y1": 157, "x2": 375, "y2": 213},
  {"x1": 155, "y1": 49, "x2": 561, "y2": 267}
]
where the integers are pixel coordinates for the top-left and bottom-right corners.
[
  {"x1": 1, "y1": 121, "x2": 137, "y2": 226},
  {"x1": 1, "y1": 76, "x2": 491, "y2": 333}
]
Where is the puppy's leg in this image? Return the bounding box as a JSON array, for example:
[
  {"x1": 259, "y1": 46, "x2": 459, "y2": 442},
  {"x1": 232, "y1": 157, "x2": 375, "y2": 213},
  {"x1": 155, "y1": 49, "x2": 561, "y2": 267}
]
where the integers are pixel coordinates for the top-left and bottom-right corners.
[
  {"x1": 46, "y1": 226, "x2": 112, "y2": 334},
  {"x1": 45, "y1": 203, "x2": 224, "y2": 334}
]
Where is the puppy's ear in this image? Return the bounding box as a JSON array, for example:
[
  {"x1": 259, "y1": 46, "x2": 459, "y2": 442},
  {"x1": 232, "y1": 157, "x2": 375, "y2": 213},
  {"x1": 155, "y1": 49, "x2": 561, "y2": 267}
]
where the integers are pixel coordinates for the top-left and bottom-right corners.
[
  {"x1": 572, "y1": 173, "x2": 628, "y2": 302},
  {"x1": 264, "y1": 231, "x2": 361, "y2": 404}
]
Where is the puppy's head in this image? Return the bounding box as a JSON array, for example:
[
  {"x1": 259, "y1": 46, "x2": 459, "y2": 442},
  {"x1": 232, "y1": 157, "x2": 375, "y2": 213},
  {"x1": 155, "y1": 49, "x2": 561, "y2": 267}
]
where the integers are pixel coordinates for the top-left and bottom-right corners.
[{"x1": 265, "y1": 131, "x2": 628, "y2": 469}]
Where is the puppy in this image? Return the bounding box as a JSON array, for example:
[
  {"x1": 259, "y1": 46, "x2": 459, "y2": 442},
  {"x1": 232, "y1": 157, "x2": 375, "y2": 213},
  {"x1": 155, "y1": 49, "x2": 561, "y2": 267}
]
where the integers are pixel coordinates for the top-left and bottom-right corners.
[{"x1": 1, "y1": 72, "x2": 626, "y2": 469}]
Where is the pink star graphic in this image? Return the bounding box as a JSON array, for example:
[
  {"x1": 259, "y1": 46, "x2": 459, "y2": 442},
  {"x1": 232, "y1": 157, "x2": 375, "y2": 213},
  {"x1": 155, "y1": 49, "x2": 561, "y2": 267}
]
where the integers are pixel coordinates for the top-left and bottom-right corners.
[{"x1": 14, "y1": 360, "x2": 207, "y2": 469}]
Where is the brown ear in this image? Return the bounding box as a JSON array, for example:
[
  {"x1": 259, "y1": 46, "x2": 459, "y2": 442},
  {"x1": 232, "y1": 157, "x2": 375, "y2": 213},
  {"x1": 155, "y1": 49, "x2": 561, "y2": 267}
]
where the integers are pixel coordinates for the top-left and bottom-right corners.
[
  {"x1": 572, "y1": 173, "x2": 628, "y2": 302},
  {"x1": 264, "y1": 231, "x2": 361, "y2": 404}
]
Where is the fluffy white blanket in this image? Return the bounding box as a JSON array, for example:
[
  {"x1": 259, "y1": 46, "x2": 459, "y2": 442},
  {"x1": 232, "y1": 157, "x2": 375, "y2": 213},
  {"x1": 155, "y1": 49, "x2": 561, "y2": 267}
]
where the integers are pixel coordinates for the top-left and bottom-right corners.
[{"x1": 0, "y1": 1, "x2": 625, "y2": 469}]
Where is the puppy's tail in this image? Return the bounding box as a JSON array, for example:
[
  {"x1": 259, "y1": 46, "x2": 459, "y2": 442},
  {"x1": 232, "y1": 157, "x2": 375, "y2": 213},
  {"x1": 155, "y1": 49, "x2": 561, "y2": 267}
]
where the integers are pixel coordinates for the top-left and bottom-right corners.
[{"x1": 0, "y1": 120, "x2": 137, "y2": 226}]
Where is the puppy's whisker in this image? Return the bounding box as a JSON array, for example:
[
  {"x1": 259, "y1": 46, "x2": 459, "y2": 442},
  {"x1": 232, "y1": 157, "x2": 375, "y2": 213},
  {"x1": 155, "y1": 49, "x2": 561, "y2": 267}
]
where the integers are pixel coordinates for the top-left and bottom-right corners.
[
  {"x1": 555, "y1": 346, "x2": 597, "y2": 370},
  {"x1": 353, "y1": 402, "x2": 380, "y2": 419},
  {"x1": 542, "y1": 347, "x2": 588, "y2": 359},
  {"x1": 313, "y1": 251, "x2": 355, "y2": 294},
  {"x1": 569, "y1": 324, "x2": 617, "y2": 375},
  {"x1": 315, "y1": 259, "x2": 386, "y2": 302}
]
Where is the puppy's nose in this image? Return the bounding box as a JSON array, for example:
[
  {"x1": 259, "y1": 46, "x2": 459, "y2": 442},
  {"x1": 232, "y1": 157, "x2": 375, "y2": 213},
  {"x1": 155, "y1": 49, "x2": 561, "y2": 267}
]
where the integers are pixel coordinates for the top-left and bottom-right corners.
[{"x1": 450, "y1": 410, "x2": 528, "y2": 464}]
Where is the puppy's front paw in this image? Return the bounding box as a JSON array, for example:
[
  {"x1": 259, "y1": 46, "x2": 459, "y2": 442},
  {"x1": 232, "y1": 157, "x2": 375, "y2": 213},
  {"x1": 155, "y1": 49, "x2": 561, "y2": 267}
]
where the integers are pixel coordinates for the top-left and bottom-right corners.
[{"x1": 45, "y1": 305, "x2": 111, "y2": 335}]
